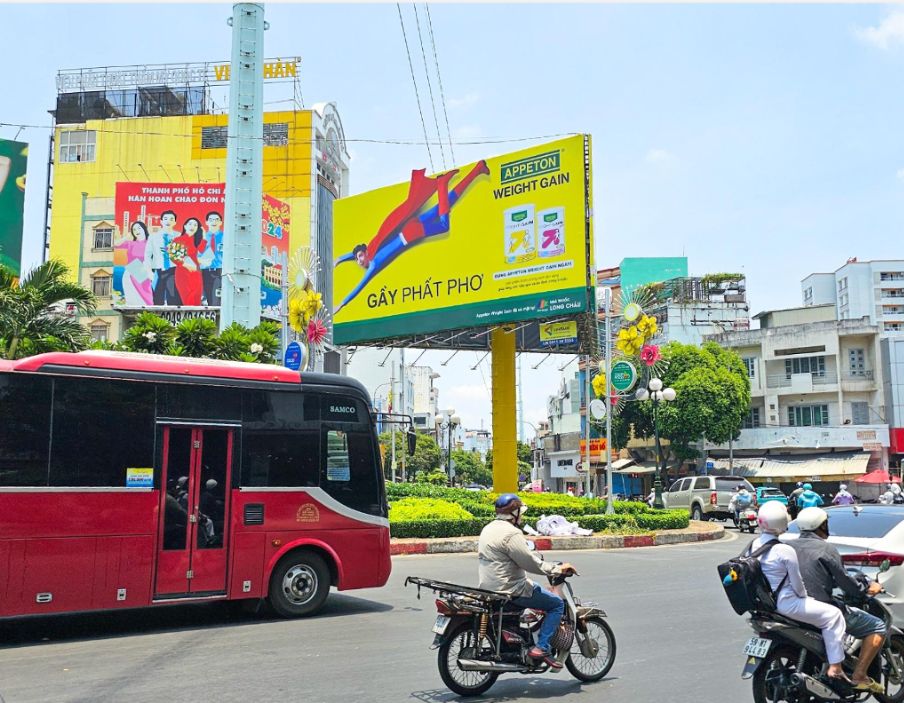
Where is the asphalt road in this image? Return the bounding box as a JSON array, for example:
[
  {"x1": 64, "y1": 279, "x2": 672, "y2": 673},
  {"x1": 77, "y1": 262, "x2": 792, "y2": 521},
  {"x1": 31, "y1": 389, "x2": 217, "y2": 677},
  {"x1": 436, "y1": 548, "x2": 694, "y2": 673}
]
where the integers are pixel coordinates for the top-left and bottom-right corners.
[{"x1": 0, "y1": 531, "x2": 757, "y2": 703}]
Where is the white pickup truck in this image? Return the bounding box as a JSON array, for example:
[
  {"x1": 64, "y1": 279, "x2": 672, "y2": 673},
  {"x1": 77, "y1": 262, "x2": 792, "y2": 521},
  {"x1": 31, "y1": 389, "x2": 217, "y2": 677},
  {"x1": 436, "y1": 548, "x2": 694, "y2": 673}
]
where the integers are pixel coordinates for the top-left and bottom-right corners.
[{"x1": 664, "y1": 475, "x2": 755, "y2": 521}]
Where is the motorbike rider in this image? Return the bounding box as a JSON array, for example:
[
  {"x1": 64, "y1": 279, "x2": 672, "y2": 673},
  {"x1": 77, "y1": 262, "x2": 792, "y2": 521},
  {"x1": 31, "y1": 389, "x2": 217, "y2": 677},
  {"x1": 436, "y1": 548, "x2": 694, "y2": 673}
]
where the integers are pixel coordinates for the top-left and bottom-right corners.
[
  {"x1": 478, "y1": 493, "x2": 576, "y2": 668},
  {"x1": 789, "y1": 482, "x2": 806, "y2": 519},
  {"x1": 728, "y1": 484, "x2": 754, "y2": 524},
  {"x1": 832, "y1": 483, "x2": 855, "y2": 506},
  {"x1": 880, "y1": 483, "x2": 904, "y2": 505},
  {"x1": 753, "y1": 501, "x2": 848, "y2": 681},
  {"x1": 796, "y1": 483, "x2": 824, "y2": 509},
  {"x1": 789, "y1": 507, "x2": 886, "y2": 694}
]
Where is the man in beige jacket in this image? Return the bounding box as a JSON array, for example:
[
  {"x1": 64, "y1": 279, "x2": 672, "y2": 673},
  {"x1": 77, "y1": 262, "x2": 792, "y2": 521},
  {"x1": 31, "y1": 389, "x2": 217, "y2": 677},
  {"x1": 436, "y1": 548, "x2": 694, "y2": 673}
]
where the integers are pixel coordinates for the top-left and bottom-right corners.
[{"x1": 478, "y1": 493, "x2": 576, "y2": 667}]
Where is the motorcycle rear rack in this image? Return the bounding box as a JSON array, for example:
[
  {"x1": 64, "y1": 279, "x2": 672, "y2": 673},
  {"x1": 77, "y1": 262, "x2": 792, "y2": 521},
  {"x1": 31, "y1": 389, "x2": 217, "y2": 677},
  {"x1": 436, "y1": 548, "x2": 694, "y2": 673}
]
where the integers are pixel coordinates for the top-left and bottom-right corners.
[{"x1": 406, "y1": 576, "x2": 516, "y2": 606}]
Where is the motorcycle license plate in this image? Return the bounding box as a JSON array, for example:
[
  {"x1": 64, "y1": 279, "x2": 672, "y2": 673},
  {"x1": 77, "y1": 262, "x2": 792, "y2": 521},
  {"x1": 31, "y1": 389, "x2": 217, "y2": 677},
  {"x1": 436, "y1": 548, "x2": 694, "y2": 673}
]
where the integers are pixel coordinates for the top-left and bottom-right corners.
[
  {"x1": 743, "y1": 637, "x2": 772, "y2": 659},
  {"x1": 432, "y1": 615, "x2": 451, "y2": 635}
]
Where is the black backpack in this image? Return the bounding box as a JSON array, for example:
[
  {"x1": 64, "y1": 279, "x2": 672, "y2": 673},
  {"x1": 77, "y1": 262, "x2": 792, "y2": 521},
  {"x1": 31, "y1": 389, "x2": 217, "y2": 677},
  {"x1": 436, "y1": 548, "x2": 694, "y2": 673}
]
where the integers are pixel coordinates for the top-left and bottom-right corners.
[{"x1": 717, "y1": 540, "x2": 788, "y2": 615}]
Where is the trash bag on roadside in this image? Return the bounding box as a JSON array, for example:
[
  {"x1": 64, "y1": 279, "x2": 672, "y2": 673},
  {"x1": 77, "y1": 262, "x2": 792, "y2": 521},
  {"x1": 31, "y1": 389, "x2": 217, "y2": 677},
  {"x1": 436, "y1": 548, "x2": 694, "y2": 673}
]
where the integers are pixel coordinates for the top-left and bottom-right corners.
[{"x1": 535, "y1": 514, "x2": 592, "y2": 537}]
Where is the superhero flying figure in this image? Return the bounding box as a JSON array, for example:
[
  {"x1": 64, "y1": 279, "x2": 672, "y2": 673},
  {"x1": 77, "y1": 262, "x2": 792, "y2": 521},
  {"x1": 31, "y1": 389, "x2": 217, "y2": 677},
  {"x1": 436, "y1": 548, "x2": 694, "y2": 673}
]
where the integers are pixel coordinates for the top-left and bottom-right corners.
[{"x1": 334, "y1": 159, "x2": 490, "y2": 314}]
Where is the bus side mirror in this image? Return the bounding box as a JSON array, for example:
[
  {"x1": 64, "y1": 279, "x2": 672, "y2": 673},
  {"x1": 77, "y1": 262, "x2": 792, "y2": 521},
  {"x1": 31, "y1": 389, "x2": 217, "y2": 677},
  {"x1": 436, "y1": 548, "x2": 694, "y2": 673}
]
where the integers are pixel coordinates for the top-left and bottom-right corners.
[{"x1": 407, "y1": 430, "x2": 417, "y2": 456}]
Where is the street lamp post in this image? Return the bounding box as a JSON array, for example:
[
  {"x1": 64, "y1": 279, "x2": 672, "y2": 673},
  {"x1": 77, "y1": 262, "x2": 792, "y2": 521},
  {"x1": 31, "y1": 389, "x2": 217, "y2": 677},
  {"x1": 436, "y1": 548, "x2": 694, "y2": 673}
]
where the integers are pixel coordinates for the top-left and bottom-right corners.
[
  {"x1": 635, "y1": 378, "x2": 676, "y2": 509},
  {"x1": 436, "y1": 408, "x2": 460, "y2": 485}
]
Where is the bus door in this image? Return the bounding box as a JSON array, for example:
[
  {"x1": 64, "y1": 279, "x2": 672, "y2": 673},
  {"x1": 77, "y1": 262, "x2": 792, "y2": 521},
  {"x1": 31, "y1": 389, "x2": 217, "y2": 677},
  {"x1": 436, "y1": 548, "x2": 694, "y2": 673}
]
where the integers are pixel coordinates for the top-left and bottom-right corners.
[{"x1": 155, "y1": 426, "x2": 234, "y2": 597}]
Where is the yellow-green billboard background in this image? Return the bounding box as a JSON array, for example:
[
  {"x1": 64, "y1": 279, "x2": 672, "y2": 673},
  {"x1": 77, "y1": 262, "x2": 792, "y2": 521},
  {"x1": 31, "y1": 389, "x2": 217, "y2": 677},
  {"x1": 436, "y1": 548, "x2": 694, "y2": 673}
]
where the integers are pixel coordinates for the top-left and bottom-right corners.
[{"x1": 332, "y1": 135, "x2": 591, "y2": 345}]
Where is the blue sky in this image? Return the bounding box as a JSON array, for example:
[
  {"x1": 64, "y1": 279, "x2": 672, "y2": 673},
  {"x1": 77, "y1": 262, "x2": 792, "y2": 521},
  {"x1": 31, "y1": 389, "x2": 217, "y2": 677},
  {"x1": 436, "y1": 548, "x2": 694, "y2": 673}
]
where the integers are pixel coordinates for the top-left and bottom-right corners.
[{"x1": 2, "y1": 3, "x2": 903, "y2": 430}]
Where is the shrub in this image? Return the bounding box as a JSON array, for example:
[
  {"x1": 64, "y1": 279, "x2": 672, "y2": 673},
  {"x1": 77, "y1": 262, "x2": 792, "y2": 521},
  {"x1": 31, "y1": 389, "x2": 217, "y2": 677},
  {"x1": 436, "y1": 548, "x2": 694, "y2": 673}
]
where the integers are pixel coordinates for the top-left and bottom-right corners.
[
  {"x1": 391, "y1": 518, "x2": 486, "y2": 539},
  {"x1": 574, "y1": 514, "x2": 638, "y2": 531},
  {"x1": 389, "y1": 497, "x2": 473, "y2": 521},
  {"x1": 635, "y1": 509, "x2": 689, "y2": 530}
]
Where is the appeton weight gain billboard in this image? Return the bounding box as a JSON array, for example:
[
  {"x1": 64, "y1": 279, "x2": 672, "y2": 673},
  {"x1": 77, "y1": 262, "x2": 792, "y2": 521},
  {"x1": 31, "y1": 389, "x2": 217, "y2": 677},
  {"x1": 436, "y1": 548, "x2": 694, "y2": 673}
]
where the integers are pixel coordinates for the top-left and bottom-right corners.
[
  {"x1": 331, "y1": 135, "x2": 592, "y2": 345},
  {"x1": 0, "y1": 138, "x2": 27, "y2": 277}
]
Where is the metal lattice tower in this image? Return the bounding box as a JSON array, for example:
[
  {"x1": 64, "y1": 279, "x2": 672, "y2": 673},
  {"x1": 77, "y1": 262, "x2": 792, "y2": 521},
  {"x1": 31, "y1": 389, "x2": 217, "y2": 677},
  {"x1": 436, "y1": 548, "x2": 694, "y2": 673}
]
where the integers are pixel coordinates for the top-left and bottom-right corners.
[{"x1": 220, "y1": 3, "x2": 265, "y2": 330}]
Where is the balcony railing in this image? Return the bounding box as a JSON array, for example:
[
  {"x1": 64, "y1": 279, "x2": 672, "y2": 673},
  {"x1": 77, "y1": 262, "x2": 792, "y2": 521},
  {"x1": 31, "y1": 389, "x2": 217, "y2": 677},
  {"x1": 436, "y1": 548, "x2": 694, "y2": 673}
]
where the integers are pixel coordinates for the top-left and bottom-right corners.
[{"x1": 766, "y1": 373, "x2": 833, "y2": 389}]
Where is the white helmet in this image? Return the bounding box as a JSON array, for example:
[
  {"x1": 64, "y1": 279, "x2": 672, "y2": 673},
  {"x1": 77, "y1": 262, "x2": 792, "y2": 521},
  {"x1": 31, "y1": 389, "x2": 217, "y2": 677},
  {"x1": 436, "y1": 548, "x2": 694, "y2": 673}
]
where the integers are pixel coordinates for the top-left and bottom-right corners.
[
  {"x1": 839, "y1": 484, "x2": 848, "y2": 491},
  {"x1": 758, "y1": 501, "x2": 789, "y2": 535},
  {"x1": 796, "y1": 507, "x2": 829, "y2": 532}
]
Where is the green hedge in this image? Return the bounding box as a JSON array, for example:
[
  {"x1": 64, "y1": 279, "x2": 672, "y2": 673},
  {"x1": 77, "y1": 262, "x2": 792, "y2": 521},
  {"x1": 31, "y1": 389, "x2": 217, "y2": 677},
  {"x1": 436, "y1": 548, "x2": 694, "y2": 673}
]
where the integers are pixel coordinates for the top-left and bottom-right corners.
[
  {"x1": 390, "y1": 510, "x2": 689, "y2": 539},
  {"x1": 389, "y1": 497, "x2": 474, "y2": 521},
  {"x1": 391, "y1": 518, "x2": 487, "y2": 539},
  {"x1": 385, "y1": 482, "x2": 648, "y2": 519},
  {"x1": 635, "y1": 510, "x2": 690, "y2": 530}
]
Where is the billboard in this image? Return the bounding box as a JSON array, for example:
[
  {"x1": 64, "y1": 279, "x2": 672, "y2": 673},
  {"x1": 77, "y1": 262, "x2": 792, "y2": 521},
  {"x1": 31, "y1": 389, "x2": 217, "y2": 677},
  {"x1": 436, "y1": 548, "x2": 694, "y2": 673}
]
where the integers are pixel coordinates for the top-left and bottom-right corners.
[
  {"x1": 260, "y1": 194, "x2": 290, "y2": 319},
  {"x1": 114, "y1": 182, "x2": 290, "y2": 313},
  {"x1": 620, "y1": 257, "x2": 688, "y2": 299},
  {"x1": 0, "y1": 138, "x2": 27, "y2": 277},
  {"x1": 332, "y1": 135, "x2": 591, "y2": 345}
]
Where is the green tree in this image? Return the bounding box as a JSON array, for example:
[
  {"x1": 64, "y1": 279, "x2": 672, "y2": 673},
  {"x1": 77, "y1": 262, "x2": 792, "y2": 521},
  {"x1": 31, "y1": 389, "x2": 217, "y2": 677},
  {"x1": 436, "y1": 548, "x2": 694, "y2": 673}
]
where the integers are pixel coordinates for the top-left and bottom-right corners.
[
  {"x1": 451, "y1": 449, "x2": 492, "y2": 486},
  {"x1": 121, "y1": 312, "x2": 176, "y2": 354},
  {"x1": 0, "y1": 260, "x2": 96, "y2": 359},
  {"x1": 607, "y1": 341, "x2": 750, "y2": 462},
  {"x1": 380, "y1": 431, "x2": 443, "y2": 480},
  {"x1": 119, "y1": 313, "x2": 280, "y2": 363},
  {"x1": 171, "y1": 317, "x2": 217, "y2": 358}
]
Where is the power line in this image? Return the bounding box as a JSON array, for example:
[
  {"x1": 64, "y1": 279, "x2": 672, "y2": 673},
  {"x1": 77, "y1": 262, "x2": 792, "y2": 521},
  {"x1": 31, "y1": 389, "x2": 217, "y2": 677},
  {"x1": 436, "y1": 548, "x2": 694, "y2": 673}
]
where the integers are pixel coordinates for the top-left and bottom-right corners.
[
  {"x1": 413, "y1": 4, "x2": 446, "y2": 170},
  {"x1": 424, "y1": 4, "x2": 456, "y2": 165},
  {"x1": 0, "y1": 121, "x2": 575, "y2": 147},
  {"x1": 396, "y1": 3, "x2": 435, "y2": 172}
]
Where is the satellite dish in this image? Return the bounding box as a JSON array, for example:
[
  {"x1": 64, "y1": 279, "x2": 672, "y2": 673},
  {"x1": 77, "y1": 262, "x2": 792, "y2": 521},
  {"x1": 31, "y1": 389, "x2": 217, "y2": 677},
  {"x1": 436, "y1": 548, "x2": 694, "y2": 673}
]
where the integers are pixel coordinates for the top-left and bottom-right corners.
[{"x1": 589, "y1": 398, "x2": 607, "y2": 420}]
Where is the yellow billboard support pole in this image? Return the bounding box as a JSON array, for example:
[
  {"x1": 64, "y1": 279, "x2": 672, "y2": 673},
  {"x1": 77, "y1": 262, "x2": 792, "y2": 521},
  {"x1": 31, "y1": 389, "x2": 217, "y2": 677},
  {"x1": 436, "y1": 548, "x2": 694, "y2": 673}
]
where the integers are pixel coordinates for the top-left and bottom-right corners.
[{"x1": 491, "y1": 327, "x2": 518, "y2": 493}]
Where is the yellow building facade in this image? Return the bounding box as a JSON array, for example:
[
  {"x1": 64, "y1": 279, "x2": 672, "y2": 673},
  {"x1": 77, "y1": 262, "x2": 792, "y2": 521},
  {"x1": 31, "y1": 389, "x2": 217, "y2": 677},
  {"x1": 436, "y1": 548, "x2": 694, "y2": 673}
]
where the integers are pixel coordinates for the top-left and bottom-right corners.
[{"x1": 49, "y1": 104, "x2": 348, "y2": 340}]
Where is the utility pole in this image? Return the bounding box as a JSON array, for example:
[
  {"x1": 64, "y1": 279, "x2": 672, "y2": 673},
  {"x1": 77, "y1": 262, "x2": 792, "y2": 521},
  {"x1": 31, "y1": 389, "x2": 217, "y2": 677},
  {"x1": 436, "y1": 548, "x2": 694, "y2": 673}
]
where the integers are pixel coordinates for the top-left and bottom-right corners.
[
  {"x1": 584, "y1": 355, "x2": 592, "y2": 498},
  {"x1": 603, "y1": 287, "x2": 615, "y2": 514},
  {"x1": 390, "y1": 362, "x2": 396, "y2": 483},
  {"x1": 400, "y1": 348, "x2": 407, "y2": 481},
  {"x1": 221, "y1": 3, "x2": 265, "y2": 330},
  {"x1": 517, "y1": 354, "x2": 524, "y2": 444}
]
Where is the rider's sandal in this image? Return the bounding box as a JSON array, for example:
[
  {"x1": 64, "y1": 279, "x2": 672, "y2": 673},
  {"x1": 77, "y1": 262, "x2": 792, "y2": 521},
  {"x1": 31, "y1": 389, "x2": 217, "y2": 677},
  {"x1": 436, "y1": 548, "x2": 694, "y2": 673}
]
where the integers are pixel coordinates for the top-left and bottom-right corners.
[{"x1": 852, "y1": 677, "x2": 884, "y2": 694}]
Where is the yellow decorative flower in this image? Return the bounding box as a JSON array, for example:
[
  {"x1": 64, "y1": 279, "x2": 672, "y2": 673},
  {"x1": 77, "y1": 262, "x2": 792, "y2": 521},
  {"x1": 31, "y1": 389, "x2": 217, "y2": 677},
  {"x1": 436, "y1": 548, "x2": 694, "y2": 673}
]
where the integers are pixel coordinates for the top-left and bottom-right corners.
[
  {"x1": 289, "y1": 298, "x2": 307, "y2": 333},
  {"x1": 592, "y1": 373, "x2": 608, "y2": 398},
  {"x1": 304, "y1": 291, "x2": 323, "y2": 319}
]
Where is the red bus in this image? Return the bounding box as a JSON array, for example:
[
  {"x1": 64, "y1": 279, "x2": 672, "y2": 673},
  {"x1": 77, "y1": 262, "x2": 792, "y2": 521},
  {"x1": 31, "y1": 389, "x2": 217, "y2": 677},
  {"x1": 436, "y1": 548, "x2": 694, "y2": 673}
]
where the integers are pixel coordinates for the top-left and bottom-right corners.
[{"x1": 0, "y1": 350, "x2": 391, "y2": 619}]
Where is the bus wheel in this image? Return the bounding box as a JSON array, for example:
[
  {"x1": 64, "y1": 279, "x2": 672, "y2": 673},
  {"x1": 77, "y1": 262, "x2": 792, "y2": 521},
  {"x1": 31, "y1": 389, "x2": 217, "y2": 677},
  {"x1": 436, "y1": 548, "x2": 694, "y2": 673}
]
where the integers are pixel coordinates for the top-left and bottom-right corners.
[{"x1": 269, "y1": 551, "x2": 331, "y2": 618}]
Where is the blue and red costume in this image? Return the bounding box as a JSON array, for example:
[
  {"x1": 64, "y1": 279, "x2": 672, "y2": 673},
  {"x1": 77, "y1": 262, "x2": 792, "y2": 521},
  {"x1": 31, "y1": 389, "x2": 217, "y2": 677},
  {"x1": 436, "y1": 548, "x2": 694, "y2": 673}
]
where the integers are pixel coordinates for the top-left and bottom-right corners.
[{"x1": 334, "y1": 160, "x2": 489, "y2": 313}]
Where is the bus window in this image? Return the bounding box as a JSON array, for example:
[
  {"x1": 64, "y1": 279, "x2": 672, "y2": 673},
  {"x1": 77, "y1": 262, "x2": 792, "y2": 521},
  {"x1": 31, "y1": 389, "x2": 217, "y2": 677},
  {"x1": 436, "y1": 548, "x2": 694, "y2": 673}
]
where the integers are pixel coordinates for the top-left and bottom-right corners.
[
  {"x1": 0, "y1": 374, "x2": 52, "y2": 486},
  {"x1": 158, "y1": 383, "x2": 242, "y2": 421},
  {"x1": 242, "y1": 430, "x2": 319, "y2": 487},
  {"x1": 241, "y1": 390, "x2": 319, "y2": 487},
  {"x1": 49, "y1": 377, "x2": 155, "y2": 487},
  {"x1": 322, "y1": 429, "x2": 383, "y2": 517}
]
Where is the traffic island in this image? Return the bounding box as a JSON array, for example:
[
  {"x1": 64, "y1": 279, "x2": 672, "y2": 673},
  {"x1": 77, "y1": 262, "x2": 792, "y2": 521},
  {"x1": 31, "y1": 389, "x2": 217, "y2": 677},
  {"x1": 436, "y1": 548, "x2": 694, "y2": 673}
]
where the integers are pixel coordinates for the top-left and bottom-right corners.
[{"x1": 390, "y1": 521, "x2": 725, "y2": 555}]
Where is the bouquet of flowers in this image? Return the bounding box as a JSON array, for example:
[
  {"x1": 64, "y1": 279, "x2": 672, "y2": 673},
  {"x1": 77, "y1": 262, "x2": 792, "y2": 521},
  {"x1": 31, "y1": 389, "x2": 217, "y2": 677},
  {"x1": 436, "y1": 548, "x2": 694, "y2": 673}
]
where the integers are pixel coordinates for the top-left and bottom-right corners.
[{"x1": 167, "y1": 240, "x2": 188, "y2": 264}]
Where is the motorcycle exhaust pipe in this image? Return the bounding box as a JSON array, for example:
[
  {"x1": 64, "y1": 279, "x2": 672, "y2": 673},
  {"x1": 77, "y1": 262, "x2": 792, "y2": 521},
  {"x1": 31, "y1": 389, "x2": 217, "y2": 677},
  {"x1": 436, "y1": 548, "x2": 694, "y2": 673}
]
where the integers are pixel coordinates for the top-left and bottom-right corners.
[
  {"x1": 457, "y1": 659, "x2": 527, "y2": 673},
  {"x1": 789, "y1": 673, "x2": 844, "y2": 701}
]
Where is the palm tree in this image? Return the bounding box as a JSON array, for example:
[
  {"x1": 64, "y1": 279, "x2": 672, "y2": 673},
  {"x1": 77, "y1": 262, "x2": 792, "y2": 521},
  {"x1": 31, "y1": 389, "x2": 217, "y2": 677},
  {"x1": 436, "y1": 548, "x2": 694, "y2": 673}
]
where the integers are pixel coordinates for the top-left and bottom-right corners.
[{"x1": 0, "y1": 260, "x2": 97, "y2": 359}]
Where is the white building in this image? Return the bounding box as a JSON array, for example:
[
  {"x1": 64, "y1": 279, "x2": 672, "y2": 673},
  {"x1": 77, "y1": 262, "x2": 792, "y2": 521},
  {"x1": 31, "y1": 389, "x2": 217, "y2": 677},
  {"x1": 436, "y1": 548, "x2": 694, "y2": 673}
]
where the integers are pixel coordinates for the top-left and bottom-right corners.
[
  {"x1": 537, "y1": 372, "x2": 585, "y2": 492},
  {"x1": 802, "y1": 259, "x2": 904, "y2": 334},
  {"x1": 705, "y1": 307, "x2": 891, "y2": 484},
  {"x1": 344, "y1": 348, "x2": 415, "y2": 423},
  {"x1": 648, "y1": 275, "x2": 751, "y2": 346},
  {"x1": 407, "y1": 365, "x2": 441, "y2": 433},
  {"x1": 461, "y1": 428, "x2": 492, "y2": 460}
]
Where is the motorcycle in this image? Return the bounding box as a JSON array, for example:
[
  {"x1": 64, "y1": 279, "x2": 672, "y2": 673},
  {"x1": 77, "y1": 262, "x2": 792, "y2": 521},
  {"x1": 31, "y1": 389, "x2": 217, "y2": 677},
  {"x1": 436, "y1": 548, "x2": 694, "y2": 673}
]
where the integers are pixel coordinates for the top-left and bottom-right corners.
[
  {"x1": 734, "y1": 507, "x2": 759, "y2": 533},
  {"x1": 741, "y1": 561, "x2": 904, "y2": 702},
  {"x1": 406, "y1": 554, "x2": 616, "y2": 697}
]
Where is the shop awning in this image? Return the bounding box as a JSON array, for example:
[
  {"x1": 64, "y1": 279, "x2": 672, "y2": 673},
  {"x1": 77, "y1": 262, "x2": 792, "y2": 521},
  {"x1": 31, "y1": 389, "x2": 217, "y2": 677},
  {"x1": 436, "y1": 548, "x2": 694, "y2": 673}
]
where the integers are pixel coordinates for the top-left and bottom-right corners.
[
  {"x1": 612, "y1": 461, "x2": 657, "y2": 475},
  {"x1": 611, "y1": 458, "x2": 635, "y2": 470},
  {"x1": 706, "y1": 453, "x2": 871, "y2": 479}
]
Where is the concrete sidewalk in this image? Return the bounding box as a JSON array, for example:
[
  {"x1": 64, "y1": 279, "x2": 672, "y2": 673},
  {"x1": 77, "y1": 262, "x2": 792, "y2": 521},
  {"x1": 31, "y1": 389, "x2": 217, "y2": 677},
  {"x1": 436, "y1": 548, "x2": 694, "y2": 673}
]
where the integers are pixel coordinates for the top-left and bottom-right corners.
[{"x1": 390, "y1": 520, "x2": 725, "y2": 555}]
